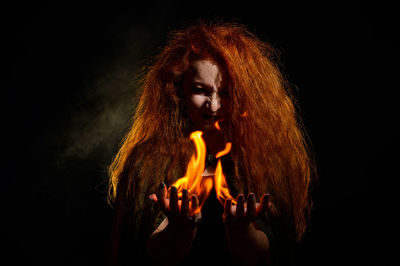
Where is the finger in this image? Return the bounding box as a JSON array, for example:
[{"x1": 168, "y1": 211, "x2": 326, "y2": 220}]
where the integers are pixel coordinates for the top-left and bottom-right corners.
[
  {"x1": 256, "y1": 194, "x2": 271, "y2": 217},
  {"x1": 191, "y1": 194, "x2": 199, "y2": 215},
  {"x1": 191, "y1": 194, "x2": 202, "y2": 224},
  {"x1": 245, "y1": 193, "x2": 256, "y2": 221},
  {"x1": 169, "y1": 186, "x2": 179, "y2": 214},
  {"x1": 149, "y1": 193, "x2": 158, "y2": 203},
  {"x1": 156, "y1": 182, "x2": 168, "y2": 211},
  {"x1": 236, "y1": 194, "x2": 245, "y2": 219},
  {"x1": 181, "y1": 189, "x2": 189, "y2": 217}
]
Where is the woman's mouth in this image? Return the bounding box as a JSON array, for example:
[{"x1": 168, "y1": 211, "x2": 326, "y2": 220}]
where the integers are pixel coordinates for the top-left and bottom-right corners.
[{"x1": 202, "y1": 114, "x2": 218, "y2": 121}]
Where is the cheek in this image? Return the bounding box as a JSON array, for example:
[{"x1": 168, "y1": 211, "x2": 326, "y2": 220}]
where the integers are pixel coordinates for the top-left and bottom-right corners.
[{"x1": 190, "y1": 95, "x2": 206, "y2": 109}]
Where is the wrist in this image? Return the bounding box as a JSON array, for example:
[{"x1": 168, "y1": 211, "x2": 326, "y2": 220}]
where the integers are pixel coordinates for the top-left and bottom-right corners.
[
  {"x1": 225, "y1": 222, "x2": 270, "y2": 265},
  {"x1": 225, "y1": 221, "x2": 255, "y2": 235},
  {"x1": 166, "y1": 219, "x2": 198, "y2": 238}
]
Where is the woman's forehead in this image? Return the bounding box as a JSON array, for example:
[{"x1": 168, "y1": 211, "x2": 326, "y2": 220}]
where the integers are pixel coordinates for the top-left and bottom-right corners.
[{"x1": 189, "y1": 60, "x2": 227, "y2": 89}]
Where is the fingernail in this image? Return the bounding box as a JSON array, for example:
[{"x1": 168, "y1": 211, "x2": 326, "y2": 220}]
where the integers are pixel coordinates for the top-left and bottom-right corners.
[
  {"x1": 159, "y1": 182, "x2": 165, "y2": 189},
  {"x1": 182, "y1": 189, "x2": 188, "y2": 196},
  {"x1": 238, "y1": 194, "x2": 244, "y2": 201},
  {"x1": 249, "y1": 193, "x2": 255, "y2": 200},
  {"x1": 171, "y1": 186, "x2": 177, "y2": 193}
]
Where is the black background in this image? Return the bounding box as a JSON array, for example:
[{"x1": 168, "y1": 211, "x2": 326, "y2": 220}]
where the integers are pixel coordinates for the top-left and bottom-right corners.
[{"x1": 4, "y1": 1, "x2": 398, "y2": 265}]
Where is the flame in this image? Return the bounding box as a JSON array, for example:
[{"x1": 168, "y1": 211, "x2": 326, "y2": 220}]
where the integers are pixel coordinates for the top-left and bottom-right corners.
[
  {"x1": 214, "y1": 151, "x2": 237, "y2": 205},
  {"x1": 170, "y1": 131, "x2": 236, "y2": 213},
  {"x1": 213, "y1": 120, "x2": 236, "y2": 204},
  {"x1": 214, "y1": 121, "x2": 221, "y2": 130},
  {"x1": 170, "y1": 131, "x2": 212, "y2": 213},
  {"x1": 241, "y1": 111, "x2": 248, "y2": 117},
  {"x1": 215, "y1": 142, "x2": 231, "y2": 158}
]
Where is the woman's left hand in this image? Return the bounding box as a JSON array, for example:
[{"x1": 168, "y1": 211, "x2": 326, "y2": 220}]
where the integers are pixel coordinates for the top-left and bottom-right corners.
[
  {"x1": 223, "y1": 193, "x2": 272, "y2": 229},
  {"x1": 223, "y1": 193, "x2": 272, "y2": 265}
]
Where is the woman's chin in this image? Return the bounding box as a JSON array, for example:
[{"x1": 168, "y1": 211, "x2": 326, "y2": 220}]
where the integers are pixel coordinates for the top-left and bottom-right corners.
[
  {"x1": 202, "y1": 123, "x2": 219, "y2": 132},
  {"x1": 191, "y1": 119, "x2": 223, "y2": 133}
]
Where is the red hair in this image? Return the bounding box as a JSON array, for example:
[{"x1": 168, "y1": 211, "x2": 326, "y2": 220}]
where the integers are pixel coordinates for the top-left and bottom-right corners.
[{"x1": 108, "y1": 21, "x2": 316, "y2": 242}]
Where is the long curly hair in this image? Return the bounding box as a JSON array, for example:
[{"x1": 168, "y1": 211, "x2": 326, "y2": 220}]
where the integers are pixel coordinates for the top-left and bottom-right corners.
[{"x1": 108, "y1": 21, "x2": 316, "y2": 243}]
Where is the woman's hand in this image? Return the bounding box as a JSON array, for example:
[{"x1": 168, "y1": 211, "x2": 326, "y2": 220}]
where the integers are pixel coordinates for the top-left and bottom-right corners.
[
  {"x1": 149, "y1": 182, "x2": 201, "y2": 228},
  {"x1": 223, "y1": 193, "x2": 272, "y2": 265},
  {"x1": 147, "y1": 183, "x2": 201, "y2": 265},
  {"x1": 223, "y1": 193, "x2": 272, "y2": 228}
]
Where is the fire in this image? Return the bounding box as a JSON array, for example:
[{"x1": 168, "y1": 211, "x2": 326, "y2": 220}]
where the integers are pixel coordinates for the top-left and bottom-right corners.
[
  {"x1": 170, "y1": 130, "x2": 236, "y2": 213},
  {"x1": 214, "y1": 120, "x2": 221, "y2": 130},
  {"x1": 214, "y1": 156, "x2": 237, "y2": 205},
  {"x1": 170, "y1": 131, "x2": 213, "y2": 214}
]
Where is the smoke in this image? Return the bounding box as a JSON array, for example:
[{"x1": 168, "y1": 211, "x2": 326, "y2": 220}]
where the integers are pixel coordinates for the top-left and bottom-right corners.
[
  {"x1": 62, "y1": 69, "x2": 137, "y2": 160},
  {"x1": 59, "y1": 24, "x2": 165, "y2": 164}
]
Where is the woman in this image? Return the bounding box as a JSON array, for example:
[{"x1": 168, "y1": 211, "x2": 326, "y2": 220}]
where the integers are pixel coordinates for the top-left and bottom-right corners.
[{"x1": 108, "y1": 21, "x2": 315, "y2": 266}]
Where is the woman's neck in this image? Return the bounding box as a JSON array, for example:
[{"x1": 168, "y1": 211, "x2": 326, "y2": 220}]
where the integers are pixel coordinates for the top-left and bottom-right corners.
[{"x1": 202, "y1": 131, "x2": 227, "y2": 155}]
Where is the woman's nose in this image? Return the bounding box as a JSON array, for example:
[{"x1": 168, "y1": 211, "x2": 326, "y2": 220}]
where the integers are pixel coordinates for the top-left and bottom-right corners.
[{"x1": 208, "y1": 92, "x2": 221, "y2": 112}]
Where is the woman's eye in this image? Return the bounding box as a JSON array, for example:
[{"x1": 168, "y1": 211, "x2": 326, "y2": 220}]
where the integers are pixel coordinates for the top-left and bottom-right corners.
[
  {"x1": 192, "y1": 87, "x2": 206, "y2": 94},
  {"x1": 219, "y1": 91, "x2": 229, "y2": 96}
]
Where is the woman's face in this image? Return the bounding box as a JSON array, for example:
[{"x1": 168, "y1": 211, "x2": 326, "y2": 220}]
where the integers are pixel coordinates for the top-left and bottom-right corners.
[{"x1": 183, "y1": 60, "x2": 230, "y2": 132}]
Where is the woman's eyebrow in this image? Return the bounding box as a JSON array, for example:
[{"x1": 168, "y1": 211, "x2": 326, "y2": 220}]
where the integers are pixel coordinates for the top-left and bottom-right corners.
[
  {"x1": 193, "y1": 81, "x2": 226, "y2": 91},
  {"x1": 192, "y1": 81, "x2": 212, "y2": 90}
]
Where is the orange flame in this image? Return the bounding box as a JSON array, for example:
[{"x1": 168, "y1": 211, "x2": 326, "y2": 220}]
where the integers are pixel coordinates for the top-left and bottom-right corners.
[
  {"x1": 215, "y1": 142, "x2": 231, "y2": 158},
  {"x1": 214, "y1": 121, "x2": 221, "y2": 130},
  {"x1": 170, "y1": 131, "x2": 212, "y2": 213},
  {"x1": 170, "y1": 131, "x2": 236, "y2": 213},
  {"x1": 213, "y1": 119, "x2": 236, "y2": 204},
  {"x1": 241, "y1": 111, "x2": 248, "y2": 117},
  {"x1": 214, "y1": 144, "x2": 237, "y2": 205}
]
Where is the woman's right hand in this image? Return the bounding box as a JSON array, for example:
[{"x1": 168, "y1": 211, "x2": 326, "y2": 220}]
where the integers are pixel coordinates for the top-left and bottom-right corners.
[
  {"x1": 149, "y1": 182, "x2": 201, "y2": 228},
  {"x1": 147, "y1": 183, "x2": 201, "y2": 265}
]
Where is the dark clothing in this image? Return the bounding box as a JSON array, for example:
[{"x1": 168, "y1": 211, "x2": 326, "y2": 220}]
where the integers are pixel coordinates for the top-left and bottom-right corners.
[
  {"x1": 114, "y1": 153, "x2": 296, "y2": 266},
  {"x1": 180, "y1": 189, "x2": 241, "y2": 266}
]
